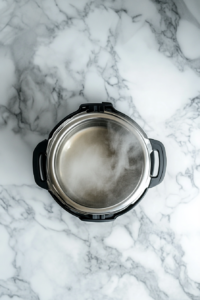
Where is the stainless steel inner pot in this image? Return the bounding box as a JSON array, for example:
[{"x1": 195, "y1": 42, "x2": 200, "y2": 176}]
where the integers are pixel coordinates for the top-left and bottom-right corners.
[
  {"x1": 46, "y1": 111, "x2": 152, "y2": 215},
  {"x1": 33, "y1": 102, "x2": 166, "y2": 222}
]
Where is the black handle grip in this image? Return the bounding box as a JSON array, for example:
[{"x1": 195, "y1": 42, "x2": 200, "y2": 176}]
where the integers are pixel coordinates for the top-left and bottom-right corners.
[
  {"x1": 33, "y1": 140, "x2": 48, "y2": 189},
  {"x1": 149, "y1": 139, "x2": 167, "y2": 188},
  {"x1": 79, "y1": 102, "x2": 115, "y2": 113}
]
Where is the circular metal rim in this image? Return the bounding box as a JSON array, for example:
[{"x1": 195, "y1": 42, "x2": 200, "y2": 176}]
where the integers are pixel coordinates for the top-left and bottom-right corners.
[{"x1": 46, "y1": 111, "x2": 152, "y2": 215}]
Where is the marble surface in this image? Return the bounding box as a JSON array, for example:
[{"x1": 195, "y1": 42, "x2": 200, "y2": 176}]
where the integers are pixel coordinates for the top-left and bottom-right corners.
[{"x1": 0, "y1": 0, "x2": 200, "y2": 299}]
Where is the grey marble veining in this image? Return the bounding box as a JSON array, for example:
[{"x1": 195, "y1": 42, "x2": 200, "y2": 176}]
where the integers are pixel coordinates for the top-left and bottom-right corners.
[{"x1": 0, "y1": 0, "x2": 200, "y2": 299}]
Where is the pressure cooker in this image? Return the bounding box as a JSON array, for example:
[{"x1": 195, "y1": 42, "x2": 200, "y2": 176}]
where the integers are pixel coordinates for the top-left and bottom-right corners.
[{"x1": 33, "y1": 102, "x2": 166, "y2": 222}]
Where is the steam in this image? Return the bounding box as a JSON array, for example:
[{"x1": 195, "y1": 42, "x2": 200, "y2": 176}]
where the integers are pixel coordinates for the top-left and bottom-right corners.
[{"x1": 58, "y1": 121, "x2": 144, "y2": 208}]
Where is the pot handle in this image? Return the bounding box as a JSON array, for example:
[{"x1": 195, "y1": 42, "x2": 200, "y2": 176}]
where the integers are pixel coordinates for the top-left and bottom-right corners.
[
  {"x1": 149, "y1": 139, "x2": 167, "y2": 188},
  {"x1": 33, "y1": 139, "x2": 48, "y2": 189}
]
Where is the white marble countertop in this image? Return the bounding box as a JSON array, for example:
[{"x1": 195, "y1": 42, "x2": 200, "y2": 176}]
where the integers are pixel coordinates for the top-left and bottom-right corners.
[{"x1": 0, "y1": 0, "x2": 200, "y2": 299}]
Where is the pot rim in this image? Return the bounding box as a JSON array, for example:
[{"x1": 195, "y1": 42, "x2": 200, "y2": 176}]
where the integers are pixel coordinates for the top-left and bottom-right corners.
[{"x1": 46, "y1": 110, "x2": 153, "y2": 215}]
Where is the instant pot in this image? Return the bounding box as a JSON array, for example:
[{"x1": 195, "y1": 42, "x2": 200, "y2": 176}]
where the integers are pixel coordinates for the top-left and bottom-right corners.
[{"x1": 33, "y1": 102, "x2": 166, "y2": 222}]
